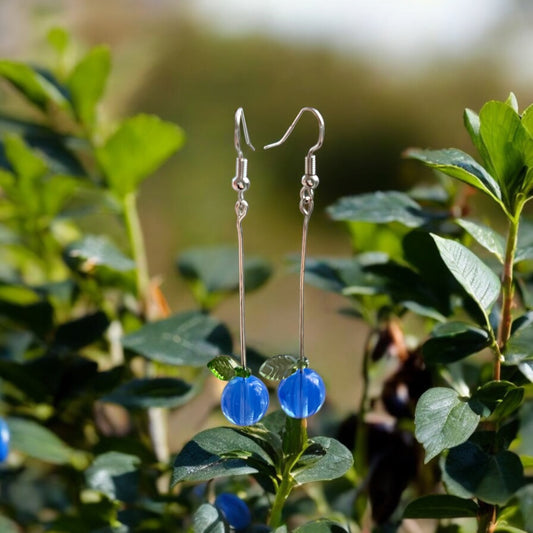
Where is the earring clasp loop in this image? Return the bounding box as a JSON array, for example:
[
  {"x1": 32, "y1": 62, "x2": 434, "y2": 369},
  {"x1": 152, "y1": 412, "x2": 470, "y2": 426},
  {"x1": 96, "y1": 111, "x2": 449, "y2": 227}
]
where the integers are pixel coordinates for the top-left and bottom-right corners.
[{"x1": 263, "y1": 106, "x2": 324, "y2": 157}]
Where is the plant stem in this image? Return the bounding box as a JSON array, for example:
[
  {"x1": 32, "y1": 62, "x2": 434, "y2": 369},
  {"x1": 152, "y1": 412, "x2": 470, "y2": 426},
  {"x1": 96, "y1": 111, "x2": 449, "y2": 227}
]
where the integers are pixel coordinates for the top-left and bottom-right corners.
[
  {"x1": 268, "y1": 465, "x2": 295, "y2": 529},
  {"x1": 496, "y1": 216, "x2": 520, "y2": 379},
  {"x1": 123, "y1": 192, "x2": 151, "y2": 314},
  {"x1": 122, "y1": 191, "x2": 170, "y2": 467},
  {"x1": 268, "y1": 417, "x2": 308, "y2": 528}
]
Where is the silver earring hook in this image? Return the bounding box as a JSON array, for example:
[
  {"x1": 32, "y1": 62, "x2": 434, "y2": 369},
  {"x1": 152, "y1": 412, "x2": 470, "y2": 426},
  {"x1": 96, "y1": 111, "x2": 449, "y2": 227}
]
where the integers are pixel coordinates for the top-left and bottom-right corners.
[
  {"x1": 264, "y1": 106, "x2": 324, "y2": 157},
  {"x1": 264, "y1": 107, "x2": 325, "y2": 363},
  {"x1": 235, "y1": 107, "x2": 255, "y2": 158},
  {"x1": 232, "y1": 108, "x2": 255, "y2": 371}
]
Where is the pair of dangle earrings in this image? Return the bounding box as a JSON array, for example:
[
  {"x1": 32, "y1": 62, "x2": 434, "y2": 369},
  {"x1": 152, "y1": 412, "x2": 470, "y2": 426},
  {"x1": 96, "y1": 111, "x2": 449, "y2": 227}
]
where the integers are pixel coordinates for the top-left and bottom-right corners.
[{"x1": 208, "y1": 107, "x2": 326, "y2": 426}]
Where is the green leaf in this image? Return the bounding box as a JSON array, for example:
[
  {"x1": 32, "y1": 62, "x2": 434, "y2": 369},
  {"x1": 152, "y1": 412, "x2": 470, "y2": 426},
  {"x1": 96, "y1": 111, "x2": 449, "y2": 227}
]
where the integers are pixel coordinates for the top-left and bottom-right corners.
[
  {"x1": 193, "y1": 504, "x2": 228, "y2": 533},
  {"x1": 423, "y1": 321, "x2": 491, "y2": 365},
  {"x1": 464, "y1": 108, "x2": 492, "y2": 167},
  {"x1": 473, "y1": 381, "x2": 521, "y2": 414},
  {"x1": 514, "y1": 246, "x2": 533, "y2": 263},
  {"x1": 472, "y1": 381, "x2": 524, "y2": 420},
  {"x1": 479, "y1": 101, "x2": 532, "y2": 203},
  {"x1": 505, "y1": 323, "x2": 533, "y2": 365},
  {"x1": 293, "y1": 520, "x2": 348, "y2": 532},
  {"x1": 178, "y1": 246, "x2": 272, "y2": 300},
  {"x1": 207, "y1": 355, "x2": 239, "y2": 381},
  {"x1": 102, "y1": 377, "x2": 194, "y2": 409},
  {"x1": 122, "y1": 311, "x2": 231, "y2": 367},
  {"x1": 96, "y1": 114, "x2": 185, "y2": 197},
  {"x1": 0, "y1": 359, "x2": 49, "y2": 402},
  {"x1": 259, "y1": 354, "x2": 298, "y2": 381},
  {"x1": 0, "y1": 516, "x2": 20, "y2": 533},
  {"x1": 415, "y1": 387, "x2": 480, "y2": 462},
  {"x1": 0, "y1": 60, "x2": 69, "y2": 111},
  {"x1": 443, "y1": 441, "x2": 524, "y2": 505},
  {"x1": 47, "y1": 27, "x2": 70, "y2": 55},
  {"x1": 327, "y1": 191, "x2": 431, "y2": 228},
  {"x1": 3, "y1": 134, "x2": 48, "y2": 181},
  {"x1": 403, "y1": 494, "x2": 479, "y2": 519},
  {"x1": 7, "y1": 417, "x2": 79, "y2": 465},
  {"x1": 85, "y1": 452, "x2": 140, "y2": 502},
  {"x1": 405, "y1": 148, "x2": 503, "y2": 206},
  {"x1": 172, "y1": 426, "x2": 274, "y2": 486},
  {"x1": 431, "y1": 234, "x2": 501, "y2": 315},
  {"x1": 292, "y1": 436, "x2": 353, "y2": 484},
  {"x1": 303, "y1": 255, "x2": 387, "y2": 295},
  {"x1": 456, "y1": 218, "x2": 505, "y2": 263},
  {"x1": 67, "y1": 46, "x2": 110, "y2": 129},
  {"x1": 64, "y1": 235, "x2": 135, "y2": 272},
  {"x1": 0, "y1": 115, "x2": 87, "y2": 176}
]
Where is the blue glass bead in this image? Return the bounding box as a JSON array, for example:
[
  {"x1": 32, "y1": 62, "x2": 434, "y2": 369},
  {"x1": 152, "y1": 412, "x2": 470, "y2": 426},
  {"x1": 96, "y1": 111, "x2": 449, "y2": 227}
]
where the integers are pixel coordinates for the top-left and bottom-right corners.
[
  {"x1": 278, "y1": 367, "x2": 326, "y2": 419},
  {"x1": 215, "y1": 492, "x2": 252, "y2": 530},
  {"x1": 221, "y1": 375, "x2": 269, "y2": 426},
  {"x1": 0, "y1": 418, "x2": 9, "y2": 462}
]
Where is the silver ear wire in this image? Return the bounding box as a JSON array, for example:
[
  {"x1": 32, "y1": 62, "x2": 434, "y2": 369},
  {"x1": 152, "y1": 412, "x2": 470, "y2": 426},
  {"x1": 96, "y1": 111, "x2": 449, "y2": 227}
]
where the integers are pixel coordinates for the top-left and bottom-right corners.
[
  {"x1": 264, "y1": 107, "x2": 325, "y2": 362},
  {"x1": 233, "y1": 108, "x2": 255, "y2": 370}
]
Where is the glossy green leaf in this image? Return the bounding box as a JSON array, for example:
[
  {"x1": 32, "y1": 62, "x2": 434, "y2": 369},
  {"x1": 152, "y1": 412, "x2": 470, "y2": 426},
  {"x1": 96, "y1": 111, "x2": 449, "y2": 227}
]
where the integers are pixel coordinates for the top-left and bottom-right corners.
[
  {"x1": 207, "y1": 355, "x2": 239, "y2": 381},
  {"x1": 52, "y1": 311, "x2": 110, "y2": 352},
  {"x1": 479, "y1": 101, "x2": 533, "y2": 203},
  {"x1": 122, "y1": 311, "x2": 231, "y2": 367},
  {"x1": 473, "y1": 381, "x2": 521, "y2": 414},
  {"x1": 172, "y1": 426, "x2": 274, "y2": 486},
  {"x1": 415, "y1": 387, "x2": 480, "y2": 462},
  {"x1": 327, "y1": 191, "x2": 431, "y2": 228},
  {"x1": 517, "y1": 484, "x2": 533, "y2": 533},
  {"x1": 292, "y1": 437, "x2": 353, "y2": 484},
  {"x1": 0, "y1": 359, "x2": 49, "y2": 401},
  {"x1": 0, "y1": 516, "x2": 20, "y2": 533},
  {"x1": 456, "y1": 218, "x2": 505, "y2": 263},
  {"x1": 293, "y1": 520, "x2": 348, "y2": 532},
  {"x1": 514, "y1": 246, "x2": 533, "y2": 263},
  {"x1": 0, "y1": 60, "x2": 69, "y2": 111},
  {"x1": 259, "y1": 354, "x2": 298, "y2": 381},
  {"x1": 0, "y1": 115, "x2": 86, "y2": 176},
  {"x1": 303, "y1": 254, "x2": 387, "y2": 295},
  {"x1": 47, "y1": 27, "x2": 70, "y2": 55},
  {"x1": 505, "y1": 323, "x2": 533, "y2": 365},
  {"x1": 406, "y1": 148, "x2": 502, "y2": 205},
  {"x1": 193, "y1": 504, "x2": 228, "y2": 533},
  {"x1": 96, "y1": 114, "x2": 185, "y2": 197},
  {"x1": 464, "y1": 108, "x2": 492, "y2": 168},
  {"x1": 102, "y1": 377, "x2": 194, "y2": 409},
  {"x1": 85, "y1": 452, "x2": 140, "y2": 502},
  {"x1": 7, "y1": 417, "x2": 78, "y2": 465},
  {"x1": 4, "y1": 134, "x2": 47, "y2": 181},
  {"x1": 64, "y1": 235, "x2": 135, "y2": 272},
  {"x1": 403, "y1": 494, "x2": 479, "y2": 519},
  {"x1": 177, "y1": 246, "x2": 272, "y2": 298},
  {"x1": 431, "y1": 234, "x2": 501, "y2": 315},
  {"x1": 443, "y1": 441, "x2": 524, "y2": 505},
  {"x1": 67, "y1": 45, "x2": 110, "y2": 129},
  {"x1": 423, "y1": 321, "x2": 490, "y2": 365}
]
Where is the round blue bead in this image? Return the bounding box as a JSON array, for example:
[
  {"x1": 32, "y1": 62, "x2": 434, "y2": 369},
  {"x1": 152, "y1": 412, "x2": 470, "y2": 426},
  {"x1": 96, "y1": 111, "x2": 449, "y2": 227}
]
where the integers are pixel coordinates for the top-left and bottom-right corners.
[
  {"x1": 215, "y1": 492, "x2": 252, "y2": 530},
  {"x1": 278, "y1": 368, "x2": 326, "y2": 419},
  {"x1": 0, "y1": 418, "x2": 9, "y2": 462},
  {"x1": 221, "y1": 375, "x2": 269, "y2": 426}
]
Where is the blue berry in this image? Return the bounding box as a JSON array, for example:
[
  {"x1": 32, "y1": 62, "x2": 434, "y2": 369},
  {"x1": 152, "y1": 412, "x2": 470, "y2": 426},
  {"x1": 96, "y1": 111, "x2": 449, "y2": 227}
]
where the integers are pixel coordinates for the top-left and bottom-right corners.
[
  {"x1": 278, "y1": 368, "x2": 326, "y2": 418},
  {"x1": 0, "y1": 418, "x2": 9, "y2": 462},
  {"x1": 215, "y1": 492, "x2": 252, "y2": 530},
  {"x1": 221, "y1": 375, "x2": 269, "y2": 426}
]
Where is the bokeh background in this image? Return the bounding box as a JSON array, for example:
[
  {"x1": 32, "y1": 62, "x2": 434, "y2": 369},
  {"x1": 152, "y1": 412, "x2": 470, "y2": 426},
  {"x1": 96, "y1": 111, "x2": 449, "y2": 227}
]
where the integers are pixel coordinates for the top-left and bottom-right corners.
[{"x1": 2, "y1": 0, "x2": 533, "y2": 418}]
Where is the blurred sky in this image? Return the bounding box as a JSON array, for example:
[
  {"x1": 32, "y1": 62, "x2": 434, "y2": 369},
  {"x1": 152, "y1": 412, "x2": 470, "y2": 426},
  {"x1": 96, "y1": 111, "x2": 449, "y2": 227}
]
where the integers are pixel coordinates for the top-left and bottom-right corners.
[
  {"x1": 189, "y1": 0, "x2": 532, "y2": 79},
  {"x1": 194, "y1": 0, "x2": 508, "y2": 63}
]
